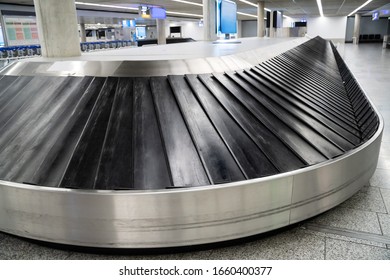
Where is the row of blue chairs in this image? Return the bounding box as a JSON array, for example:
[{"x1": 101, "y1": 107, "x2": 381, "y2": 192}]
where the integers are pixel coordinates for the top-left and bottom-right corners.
[
  {"x1": 80, "y1": 40, "x2": 133, "y2": 52},
  {"x1": 0, "y1": 40, "x2": 134, "y2": 58},
  {"x1": 0, "y1": 45, "x2": 41, "y2": 59}
]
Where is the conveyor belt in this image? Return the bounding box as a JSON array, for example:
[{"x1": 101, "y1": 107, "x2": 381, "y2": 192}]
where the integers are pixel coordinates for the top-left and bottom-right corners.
[
  {"x1": 0, "y1": 37, "x2": 379, "y2": 190},
  {"x1": 0, "y1": 36, "x2": 383, "y2": 248}
]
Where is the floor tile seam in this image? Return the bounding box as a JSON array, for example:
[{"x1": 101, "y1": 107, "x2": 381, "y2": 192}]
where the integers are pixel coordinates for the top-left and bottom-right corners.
[
  {"x1": 379, "y1": 188, "x2": 389, "y2": 214},
  {"x1": 337, "y1": 205, "x2": 387, "y2": 214},
  {"x1": 376, "y1": 212, "x2": 385, "y2": 236},
  {"x1": 305, "y1": 223, "x2": 389, "y2": 245},
  {"x1": 304, "y1": 228, "x2": 387, "y2": 249},
  {"x1": 324, "y1": 236, "x2": 390, "y2": 259},
  {"x1": 323, "y1": 237, "x2": 327, "y2": 260},
  {"x1": 375, "y1": 166, "x2": 390, "y2": 171}
]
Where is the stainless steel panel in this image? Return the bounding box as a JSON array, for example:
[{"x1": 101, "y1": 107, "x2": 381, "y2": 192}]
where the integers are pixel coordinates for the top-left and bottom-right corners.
[{"x1": 0, "y1": 176, "x2": 293, "y2": 247}]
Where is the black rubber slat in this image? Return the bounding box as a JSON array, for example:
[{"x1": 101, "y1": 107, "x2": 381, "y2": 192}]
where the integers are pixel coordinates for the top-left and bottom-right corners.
[
  {"x1": 0, "y1": 75, "x2": 21, "y2": 100},
  {"x1": 237, "y1": 69, "x2": 360, "y2": 139},
  {"x1": 171, "y1": 74, "x2": 245, "y2": 184},
  {"x1": 234, "y1": 70, "x2": 360, "y2": 146},
  {"x1": 232, "y1": 70, "x2": 358, "y2": 150},
  {"x1": 132, "y1": 78, "x2": 172, "y2": 190},
  {"x1": 0, "y1": 77, "x2": 66, "y2": 158},
  {"x1": 94, "y1": 78, "x2": 135, "y2": 190},
  {"x1": 253, "y1": 66, "x2": 357, "y2": 125},
  {"x1": 245, "y1": 68, "x2": 360, "y2": 134},
  {"x1": 281, "y1": 51, "x2": 344, "y2": 85},
  {"x1": 59, "y1": 77, "x2": 118, "y2": 189},
  {"x1": 177, "y1": 75, "x2": 278, "y2": 179},
  {"x1": 261, "y1": 59, "x2": 354, "y2": 112},
  {"x1": 0, "y1": 76, "x2": 62, "y2": 132},
  {"x1": 1, "y1": 77, "x2": 92, "y2": 184},
  {"x1": 152, "y1": 76, "x2": 210, "y2": 187},
  {"x1": 215, "y1": 72, "x2": 343, "y2": 160},
  {"x1": 362, "y1": 118, "x2": 379, "y2": 140},
  {"x1": 195, "y1": 73, "x2": 306, "y2": 171},
  {"x1": 271, "y1": 54, "x2": 347, "y2": 93},
  {"x1": 37, "y1": 77, "x2": 106, "y2": 187}
]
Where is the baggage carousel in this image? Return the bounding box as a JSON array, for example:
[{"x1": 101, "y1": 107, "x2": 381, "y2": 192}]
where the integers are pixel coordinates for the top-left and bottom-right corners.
[{"x1": 0, "y1": 37, "x2": 383, "y2": 248}]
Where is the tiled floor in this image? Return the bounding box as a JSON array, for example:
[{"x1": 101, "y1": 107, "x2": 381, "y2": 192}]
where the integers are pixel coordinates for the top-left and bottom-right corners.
[{"x1": 0, "y1": 42, "x2": 389, "y2": 260}]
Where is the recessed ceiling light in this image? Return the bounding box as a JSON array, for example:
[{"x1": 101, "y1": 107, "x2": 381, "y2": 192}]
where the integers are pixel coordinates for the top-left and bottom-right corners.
[
  {"x1": 171, "y1": 0, "x2": 203, "y2": 7},
  {"x1": 75, "y1": 2, "x2": 138, "y2": 11},
  {"x1": 316, "y1": 0, "x2": 324, "y2": 17},
  {"x1": 348, "y1": 0, "x2": 373, "y2": 17},
  {"x1": 237, "y1": 11, "x2": 257, "y2": 18},
  {"x1": 239, "y1": 0, "x2": 257, "y2": 8},
  {"x1": 166, "y1": 11, "x2": 203, "y2": 17}
]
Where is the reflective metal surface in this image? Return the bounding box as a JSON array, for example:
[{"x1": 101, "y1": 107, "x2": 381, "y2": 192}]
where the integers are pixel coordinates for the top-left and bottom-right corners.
[{"x1": 0, "y1": 39, "x2": 306, "y2": 77}]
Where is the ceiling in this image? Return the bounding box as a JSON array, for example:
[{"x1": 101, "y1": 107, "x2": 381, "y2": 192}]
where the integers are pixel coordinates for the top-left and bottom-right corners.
[{"x1": 1, "y1": 0, "x2": 390, "y2": 20}]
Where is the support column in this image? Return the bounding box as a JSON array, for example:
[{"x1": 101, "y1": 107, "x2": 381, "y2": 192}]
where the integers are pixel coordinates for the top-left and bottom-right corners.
[
  {"x1": 33, "y1": 0, "x2": 81, "y2": 57},
  {"x1": 353, "y1": 14, "x2": 361, "y2": 44},
  {"x1": 270, "y1": 10, "x2": 275, "y2": 37},
  {"x1": 237, "y1": 20, "x2": 242, "y2": 38},
  {"x1": 0, "y1": 15, "x2": 9, "y2": 46},
  {"x1": 80, "y1": 23, "x2": 86, "y2": 43},
  {"x1": 156, "y1": 19, "x2": 166, "y2": 45},
  {"x1": 257, "y1": 1, "x2": 265, "y2": 37},
  {"x1": 203, "y1": 0, "x2": 217, "y2": 41}
]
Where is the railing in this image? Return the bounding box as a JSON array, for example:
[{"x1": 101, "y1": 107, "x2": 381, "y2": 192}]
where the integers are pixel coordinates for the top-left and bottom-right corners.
[
  {"x1": 0, "y1": 45, "x2": 41, "y2": 60},
  {"x1": 0, "y1": 40, "x2": 135, "y2": 60},
  {"x1": 80, "y1": 40, "x2": 134, "y2": 52}
]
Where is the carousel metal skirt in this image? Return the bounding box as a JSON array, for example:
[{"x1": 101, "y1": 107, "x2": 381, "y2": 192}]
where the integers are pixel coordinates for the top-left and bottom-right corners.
[{"x1": 0, "y1": 37, "x2": 383, "y2": 248}]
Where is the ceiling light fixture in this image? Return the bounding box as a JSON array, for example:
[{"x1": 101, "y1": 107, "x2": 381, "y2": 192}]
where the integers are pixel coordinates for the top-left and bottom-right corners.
[
  {"x1": 171, "y1": 0, "x2": 203, "y2": 7},
  {"x1": 239, "y1": 0, "x2": 257, "y2": 8},
  {"x1": 166, "y1": 10, "x2": 203, "y2": 17},
  {"x1": 75, "y1": 2, "x2": 138, "y2": 11},
  {"x1": 316, "y1": 0, "x2": 324, "y2": 17},
  {"x1": 237, "y1": 11, "x2": 258, "y2": 18},
  {"x1": 347, "y1": 0, "x2": 373, "y2": 16}
]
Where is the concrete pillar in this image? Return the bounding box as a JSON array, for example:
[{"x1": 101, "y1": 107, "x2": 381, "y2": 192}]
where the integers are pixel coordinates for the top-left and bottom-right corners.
[
  {"x1": 353, "y1": 14, "x2": 361, "y2": 44},
  {"x1": 237, "y1": 20, "x2": 242, "y2": 38},
  {"x1": 257, "y1": 1, "x2": 265, "y2": 37},
  {"x1": 80, "y1": 23, "x2": 86, "y2": 43},
  {"x1": 33, "y1": 0, "x2": 81, "y2": 57},
  {"x1": 270, "y1": 10, "x2": 275, "y2": 37},
  {"x1": 156, "y1": 19, "x2": 166, "y2": 45},
  {"x1": 203, "y1": 0, "x2": 217, "y2": 41}
]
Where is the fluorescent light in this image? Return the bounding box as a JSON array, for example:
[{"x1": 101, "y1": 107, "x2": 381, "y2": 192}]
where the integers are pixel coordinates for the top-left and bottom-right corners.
[
  {"x1": 76, "y1": 1, "x2": 202, "y2": 18},
  {"x1": 166, "y1": 10, "x2": 203, "y2": 17},
  {"x1": 237, "y1": 11, "x2": 258, "y2": 18},
  {"x1": 347, "y1": 0, "x2": 373, "y2": 16},
  {"x1": 239, "y1": 0, "x2": 257, "y2": 8},
  {"x1": 171, "y1": 0, "x2": 203, "y2": 7},
  {"x1": 316, "y1": 0, "x2": 324, "y2": 17},
  {"x1": 75, "y1": 2, "x2": 138, "y2": 11},
  {"x1": 283, "y1": 15, "x2": 292, "y2": 19},
  {"x1": 239, "y1": 0, "x2": 272, "y2": 12}
]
